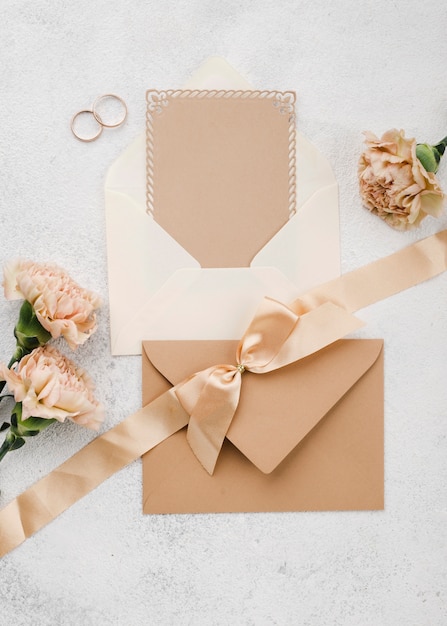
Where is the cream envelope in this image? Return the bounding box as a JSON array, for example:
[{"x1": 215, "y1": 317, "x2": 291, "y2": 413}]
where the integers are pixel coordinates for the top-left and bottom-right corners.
[
  {"x1": 141, "y1": 338, "x2": 384, "y2": 512},
  {"x1": 105, "y1": 57, "x2": 340, "y2": 354}
]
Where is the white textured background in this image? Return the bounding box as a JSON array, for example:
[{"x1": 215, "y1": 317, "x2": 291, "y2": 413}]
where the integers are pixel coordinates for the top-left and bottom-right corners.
[{"x1": 1, "y1": 1, "x2": 447, "y2": 624}]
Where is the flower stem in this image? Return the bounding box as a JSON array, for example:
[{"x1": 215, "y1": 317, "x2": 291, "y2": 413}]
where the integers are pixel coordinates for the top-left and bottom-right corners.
[{"x1": 0, "y1": 431, "x2": 15, "y2": 463}]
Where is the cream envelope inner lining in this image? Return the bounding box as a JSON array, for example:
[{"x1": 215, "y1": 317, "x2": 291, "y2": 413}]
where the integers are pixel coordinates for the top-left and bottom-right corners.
[{"x1": 105, "y1": 57, "x2": 340, "y2": 353}]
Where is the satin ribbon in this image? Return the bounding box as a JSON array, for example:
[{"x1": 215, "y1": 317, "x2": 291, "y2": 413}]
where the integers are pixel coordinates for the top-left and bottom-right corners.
[{"x1": 1, "y1": 229, "x2": 447, "y2": 557}]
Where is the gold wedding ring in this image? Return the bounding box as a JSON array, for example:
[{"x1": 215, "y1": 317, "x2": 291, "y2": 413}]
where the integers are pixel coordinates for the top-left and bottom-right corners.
[
  {"x1": 70, "y1": 110, "x2": 103, "y2": 143},
  {"x1": 71, "y1": 94, "x2": 128, "y2": 142},
  {"x1": 92, "y1": 94, "x2": 128, "y2": 128}
]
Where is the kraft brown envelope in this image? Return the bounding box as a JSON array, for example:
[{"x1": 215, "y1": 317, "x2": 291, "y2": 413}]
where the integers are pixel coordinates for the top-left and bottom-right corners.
[
  {"x1": 146, "y1": 90, "x2": 295, "y2": 267},
  {"x1": 141, "y1": 338, "x2": 384, "y2": 513}
]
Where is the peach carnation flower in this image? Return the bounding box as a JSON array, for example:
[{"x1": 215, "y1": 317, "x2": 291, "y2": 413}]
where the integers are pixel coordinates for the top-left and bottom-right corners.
[
  {"x1": 0, "y1": 345, "x2": 104, "y2": 430},
  {"x1": 3, "y1": 259, "x2": 102, "y2": 349},
  {"x1": 358, "y1": 129, "x2": 445, "y2": 230}
]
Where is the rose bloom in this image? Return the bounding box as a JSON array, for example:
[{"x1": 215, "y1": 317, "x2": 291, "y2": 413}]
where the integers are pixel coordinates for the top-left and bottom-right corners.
[
  {"x1": 0, "y1": 345, "x2": 104, "y2": 430},
  {"x1": 358, "y1": 129, "x2": 445, "y2": 230},
  {"x1": 3, "y1": 259, "x2": 102, "y2": 349}
]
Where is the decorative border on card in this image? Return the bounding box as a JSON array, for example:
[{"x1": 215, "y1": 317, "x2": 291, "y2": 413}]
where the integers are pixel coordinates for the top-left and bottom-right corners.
[{"x1": 145, "y1": 90, "x2": 296, "y2": 219}]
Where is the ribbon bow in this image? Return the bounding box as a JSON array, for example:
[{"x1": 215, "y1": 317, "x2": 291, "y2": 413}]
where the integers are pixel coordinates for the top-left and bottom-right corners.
[
  {"x1": 175, "y1": 228, "x2": 447, "y2": 474},
  {"x1": 175, "y1": 297, "x2": 363, "y2": 474}
]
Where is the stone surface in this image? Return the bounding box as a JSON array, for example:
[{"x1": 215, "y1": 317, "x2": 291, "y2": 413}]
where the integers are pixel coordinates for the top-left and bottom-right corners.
[{"x1": 0, "y1": 1, "x2": 446, "y2": 624}]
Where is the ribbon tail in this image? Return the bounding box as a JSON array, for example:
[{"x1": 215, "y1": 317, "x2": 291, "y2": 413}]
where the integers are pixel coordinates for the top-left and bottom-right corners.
[
  {"x1": 0, "y1": 388, "x2": 189, "y2": 558},
  {"x1": 299, "y1": 229, "x2": 447, "y2": 314},
  {"x1": 177, "y1": 369, "x2": 242, "y2": 475}
]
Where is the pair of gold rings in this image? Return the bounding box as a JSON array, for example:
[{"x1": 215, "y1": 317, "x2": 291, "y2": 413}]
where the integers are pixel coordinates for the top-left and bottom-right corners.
[{"x1": 71, "y1": 94, "x2": 127, "y2": 142}]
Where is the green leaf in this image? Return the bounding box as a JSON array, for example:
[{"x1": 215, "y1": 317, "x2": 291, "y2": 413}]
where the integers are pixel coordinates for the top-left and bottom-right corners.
[
  {"x1": 10, "y1": 404, "x2": 56, "y2": 437},
  {"x1": 416, "y1": 143, "x2": 440, "y2": 173},
  {"x1": 20, "y1": 416, "x2": 47, "y2": 429},
  {"x1": 12, "y1": 402, "x2": 22, "y2": 419},
  {"x1": 22, "y1": 430, "x2": 41, "y2": 437},
  {"x1": 14, "y1": 300, "x2": 51, "y2": 351},
  {"x1": 9, "y1": 437, "x2": 25, "y2": 451},
  {"x1": 434, "y1": 136, "x2": 447, "y2": 157},
  {"x1": 0, "y1": 422, "x2": 10, "y2": 432},
  {"x1": 10, "y1": 403, "x2": 22, "y2": 434},
  {"x1": 20, "y1": 416, "x2": 56, "y2": 434}
]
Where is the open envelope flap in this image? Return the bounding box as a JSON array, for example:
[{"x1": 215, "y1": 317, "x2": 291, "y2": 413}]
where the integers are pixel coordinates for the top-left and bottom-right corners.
[{"x1": 142, "y1": 338, "x2": 384, "y2": 474}]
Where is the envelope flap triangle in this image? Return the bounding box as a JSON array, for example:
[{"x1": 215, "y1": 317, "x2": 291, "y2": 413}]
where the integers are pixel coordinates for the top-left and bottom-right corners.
[
  {"x1": 227, "y1": 339, "x2": 384, "y2": 473},
  {"x1": 142, "y1": 339, "x2": 383, "y2": 475}
]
